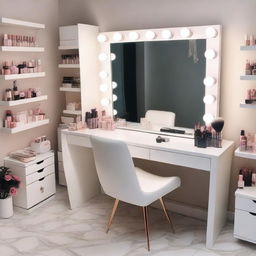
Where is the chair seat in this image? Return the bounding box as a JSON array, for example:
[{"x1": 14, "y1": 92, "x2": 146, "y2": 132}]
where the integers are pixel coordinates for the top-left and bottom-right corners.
[{"x1": 135, "y1": 167, "x2": 181, "y2": 206}]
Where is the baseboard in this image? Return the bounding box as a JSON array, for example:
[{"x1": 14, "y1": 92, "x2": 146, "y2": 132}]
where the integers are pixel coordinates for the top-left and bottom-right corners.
[{"x1": 151, "y1": 198, "x2": 234, "y2": 222}]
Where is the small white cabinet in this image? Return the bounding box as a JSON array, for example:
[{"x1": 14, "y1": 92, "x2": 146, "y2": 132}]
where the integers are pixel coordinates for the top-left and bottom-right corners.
[
  {"x1": 4, "y1": 151, "x2": 56, "y2": 210},
  {"x1": 234, "y1": 187, "x2": 256, "y2": 244}
]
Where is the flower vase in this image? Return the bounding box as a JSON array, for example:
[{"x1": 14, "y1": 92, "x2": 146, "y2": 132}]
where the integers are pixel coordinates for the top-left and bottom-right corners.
[{"x1": 0, "y1": 196, "x2": 13, "y2": 218}]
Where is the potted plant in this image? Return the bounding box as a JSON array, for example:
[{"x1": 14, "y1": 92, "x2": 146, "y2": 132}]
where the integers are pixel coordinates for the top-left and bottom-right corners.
[{"x1": 0, "y1": 166, "x2": 21, "y2": 218}]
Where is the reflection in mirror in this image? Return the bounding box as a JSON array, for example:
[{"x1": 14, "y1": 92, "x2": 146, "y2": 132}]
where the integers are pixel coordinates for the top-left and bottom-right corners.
[{"x1": 111, "y1": 39, "x2": 206, "y2": 129}]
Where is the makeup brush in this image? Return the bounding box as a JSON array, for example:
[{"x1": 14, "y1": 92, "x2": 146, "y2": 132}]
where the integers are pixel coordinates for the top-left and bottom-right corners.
[
  {"x1": 211, "y1": 118, "x2": 224, "y2": 147},
  {"x1": 211, "y1": 117, "x2": 224, "y2": 133}
]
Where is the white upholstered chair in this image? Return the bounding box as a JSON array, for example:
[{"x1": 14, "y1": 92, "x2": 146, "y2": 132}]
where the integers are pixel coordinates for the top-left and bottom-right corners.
[
  {"x1": 91, "y1": 136, "x2": 181, "y2": 251},
  {"x1": 145, "y1": 110, "x2": 175, "y2": 129}
]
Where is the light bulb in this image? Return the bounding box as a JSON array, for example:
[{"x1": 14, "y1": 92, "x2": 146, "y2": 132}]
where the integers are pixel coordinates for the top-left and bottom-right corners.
[
  {"x1": 203, "y1": 113, "x2": 214, "y2": 124},
  {"x1": 203, "y1": 76, "x2": 216, "y2": 87},
  {"x1": 113, "y1": 94, "x2": 118, "y2": 102},
  {"x1": 112, "y1": 81, "x2": 117, "y2": 89},
  {"x1": 111, "y1": 53, "x2": 116, "y2": 61},
  {"x1": 205, "y1": 27, "x2": 218, "y2": 38},
  {"x1": 113, "y1": 109, "x2": 118, "y2": 115},
  {"x1": 180, "y1": 28, "x2": 192, "y2": 38},
  {"x1": 146, "y1": 30, "x2": 156, "y2": 40},
  {"x1": 98, "y1": 53, "x2": 107, "y2": 62},
  {"x1": 161, "y1": 29, "x2": 172, "y2": 39},
  {"x1": 129, "y1": 31, "x2": 139, "y2": 40},
  {"x1": 97, "y1": 34, "x2": 107, "y2": 43},
  {"x1": 113, "y1": 32, "x2": 123, "y2": 41},
  {"x1": 100, "y1": 84, "x2": 108, "y2": 92},
  {"x1": 99, "y1": 71, "x2": 108, "y2": 79},
  {"x1": 101, "y1": 98, "x2": 110, "y2": 106},
  {"x1": 203, "y1": 95, "x2": 216, "y2": 104},
  {"x1": 204, "y1": 49, "x2": 217, "y2": 59}
]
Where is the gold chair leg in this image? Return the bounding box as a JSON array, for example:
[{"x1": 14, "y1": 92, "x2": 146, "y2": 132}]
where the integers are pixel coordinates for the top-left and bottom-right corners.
[
  {"x1": 160, "y1": 197, "x2": 175, "y2": 233},
  {"x1": 106, "y1": 199, "x2": 119, "y2": 233},
  {"x1": 142, "y1": 206, "x2": 150, "y2": 251}
]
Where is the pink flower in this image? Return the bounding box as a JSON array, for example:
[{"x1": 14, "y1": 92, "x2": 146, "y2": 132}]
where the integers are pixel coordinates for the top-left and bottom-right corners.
[
  {"x1": 9, "y1": 187, "x2": 17, "y2": 196},
  {"x1": 4, "y1": 174, "x2": 12, "y2": 181},
  {"x1": 12, "y1": 175, "x2": 21, "y2": 182}
]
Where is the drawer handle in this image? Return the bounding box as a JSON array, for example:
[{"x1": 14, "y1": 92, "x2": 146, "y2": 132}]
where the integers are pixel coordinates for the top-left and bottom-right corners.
[
  {"x1": 249, "y1": 212, "x2": 256, "y2": 216},
  {"x1": 39, "y1": 177, "x2": 45, "y2": 181},
  {"x1": 37, "y1": 168, "x2": 44, "y2": 173},
  {"x1": 37, "y1": 160, "x2": 44, "y2": 165},
  {"x1": 40, "y1": 186, "x2": 44, "y2": 193}
]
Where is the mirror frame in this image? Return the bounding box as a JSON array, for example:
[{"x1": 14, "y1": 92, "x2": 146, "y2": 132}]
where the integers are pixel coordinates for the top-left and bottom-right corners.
[{"x1": 97, "y1": 25, "x2": 221, "y2": 125}]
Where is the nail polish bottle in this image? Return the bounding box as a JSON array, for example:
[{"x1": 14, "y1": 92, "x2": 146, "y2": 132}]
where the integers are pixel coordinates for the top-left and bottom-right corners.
[{"x1": 238, "y1": 170, "x2": 244, "y2": 189}]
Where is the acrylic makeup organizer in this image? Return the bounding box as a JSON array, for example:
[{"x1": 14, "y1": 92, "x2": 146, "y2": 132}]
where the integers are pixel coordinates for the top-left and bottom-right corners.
[{"x1": 0, "y1": 17, "x2": 48, "y2": 134}]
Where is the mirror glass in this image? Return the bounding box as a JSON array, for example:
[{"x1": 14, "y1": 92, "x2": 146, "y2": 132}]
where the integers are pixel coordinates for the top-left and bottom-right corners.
[{"x1": 111, "y1": 39, "x2": 206, "y2": 129}]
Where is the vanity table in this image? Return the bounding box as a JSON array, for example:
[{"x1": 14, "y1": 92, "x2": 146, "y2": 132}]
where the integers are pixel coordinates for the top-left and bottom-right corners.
[{"x1": 61, "y1": 128, "x2": 234, "y2": 248}]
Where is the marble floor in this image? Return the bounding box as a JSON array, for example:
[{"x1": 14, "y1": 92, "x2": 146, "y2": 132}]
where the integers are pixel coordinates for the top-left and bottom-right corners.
[{"x1": 0, "y1": 186, "x2": 255, "y2": 256}]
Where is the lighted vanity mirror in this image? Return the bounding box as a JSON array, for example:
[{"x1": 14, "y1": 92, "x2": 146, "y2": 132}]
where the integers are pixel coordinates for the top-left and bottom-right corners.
[
  {"x1": 97, "y1": 25, "x2": 221, "y2": 137},
  {"x1": 111, "y1": 39, "x2": 206, "y2": 129}
]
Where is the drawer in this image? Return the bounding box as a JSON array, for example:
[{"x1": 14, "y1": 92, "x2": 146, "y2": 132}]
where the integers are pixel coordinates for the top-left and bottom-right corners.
[
  {"x1": 26, "y1": 156, "x2": 55, "y2": 175},
  {"x1": 236, "y1": 196, "x2": 256, "y2": 212},
  {"x1": 234, "y1": 209, "x2": 256, "y2": 243},
  {"x1": 128, "y1": 145, "x2": 150, "y2": 159},
  {"x1": 58, "y1": 151, "x2": 63, "y2": 161},
  {"x1": 26, "y1": 164, "x2": 55, "y2": 185},
  {"x1": 150, "y1": 149, "x2": 211, "y2": 171},
  {"x1": 26, "y1": 173, "x2": 56, "y2": 209},
  {"x1": 59, "y1": 170, "x2": 67, "y2": 186},
  {"x1": 67, "y1": 135, "x2": 91, "y2": 147}
]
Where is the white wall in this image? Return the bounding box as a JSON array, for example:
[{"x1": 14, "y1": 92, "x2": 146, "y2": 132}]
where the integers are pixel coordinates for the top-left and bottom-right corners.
[
  {"x1": 59, "y1": 0, "x2": 256, "y2": 211},
  {"x1": 0, "y1": 0, "x2": 63, "y2": 164}
]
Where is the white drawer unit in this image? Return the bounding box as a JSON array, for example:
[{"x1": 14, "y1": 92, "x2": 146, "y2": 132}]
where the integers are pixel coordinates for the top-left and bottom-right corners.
[
  {"x1": 234, "y1": 187, "x2": 256, "y2": 244},
  {"x1": 4, "y1": 151, "x2": 56, "y2": 210}
]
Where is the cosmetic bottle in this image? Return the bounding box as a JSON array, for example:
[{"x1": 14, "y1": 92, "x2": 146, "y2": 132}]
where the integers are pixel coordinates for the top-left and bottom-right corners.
[
  {"x1": 239, "y1": 130, "x2": 247, "y2": 151},
  {"x1": 245, "y1": 60, "x2": 252, "y2": 75},
  {"x1": 245, "y1": 34, "x2": 250, "y2": 46},
  {"x1": 194, "y1": 123, "x2": 201, "y2": 147},
  {"x1": 250, "y1": 35, "x2": 255, "y2": 46},
  {"x1": 244, "y1": 169, "x2": 252, "y2": 186},
  {"x1": 5, "y1": 89, "x2": 12, "y2": 101},
  {"x1": 252, "y1": 172, "x2": 256, "y2": 187},
  {"x1": 13, "y1": 80, "x2": 19, "y2": 100},
  {"x1": 3, "y1": 34, "x2": 8, "y2": 46},
  {"x1": 238, "y1": 170, "x2": 244, "y2": 189}
]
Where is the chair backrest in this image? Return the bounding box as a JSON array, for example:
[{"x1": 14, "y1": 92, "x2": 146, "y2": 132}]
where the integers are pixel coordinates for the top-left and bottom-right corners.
[
  {"x1": 91, "y1": 136, "x2": 142, "y2": 204},
  {"x1": 145, "y1": 110, "x2": 175, "y2": 128}
]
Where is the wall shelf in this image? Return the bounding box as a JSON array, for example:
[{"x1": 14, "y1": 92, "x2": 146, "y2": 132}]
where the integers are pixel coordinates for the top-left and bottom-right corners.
[
  {"x1": 0, "y1": 17, "x2": 45, "y2": 29},
  {"x1": 240, "y1": 45, "x2": 256, "y2": 51},
  {"x1": 0, "y1": 119, "x2": 49, "y2": 134},
  {"x1": 240, "y1": 102, "x2": 256, "y2": 109},
  {"x1": 58, "y1": 64, "x2": 80, "y2": 68},
  {"x1": 0, "y1": 46, "x2": 44, "y2": 52},
  {"x1": 59, "y1": 87, "x2": 81, "y2": 92},
  {"x1": 0, "y1": 72, "x2": 45, "y2": 80},
  {"x1": 235, "y1": 147, "x2": 256, "y2": 160},
  {"x1": 63, "y1": 110, "x2": 82, "y2": 115},
  {"x1": 0, "y1": 95, "x2": 48, "y2": 107},
  {"x1": 58, "y1": 46, "x2": 78, "y2": 50},
  {"x1": 240, "y1": 75, "x2": 256, "y2": 80}
]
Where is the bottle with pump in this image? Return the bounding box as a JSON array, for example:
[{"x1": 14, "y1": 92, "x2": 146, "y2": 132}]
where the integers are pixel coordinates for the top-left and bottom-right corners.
[{"x1": 239, "y1": 130, "x2": 247, "y2": 152}]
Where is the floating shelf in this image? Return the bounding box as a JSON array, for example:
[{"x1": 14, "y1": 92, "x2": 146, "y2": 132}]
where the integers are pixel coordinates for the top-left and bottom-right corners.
[
  {"x1": 0, "y1": 46, "x2": 44, "y2": 52},
  {"x1": 0, "y1": 72, "x2": 45, "y2": 80},
  {"x1": 240, "y1": 45, "x2": 256, "y2": 51},
  {"x1": 58, "y1": 64, "x2": 80, "y2": 68},
  {"x1": 0, "y1": 119, "x2": 49, "y2": 134},
  {"x1": 235, "y1": 148, "x2": 256, "y2": 160},
  {"x1": 240, "y1": 75, "x2": 256, "y2": 80},
  {"x1": 58, "y1": 46, "x2": 78, "y2": 50},
  {"x1": 63, "y1": 110, "x2": 82, "y2": 115},
  {"x1": 240, "y1": 102, "x2": 256, "y2": 109},
  {"x1": 0, "y1": 95, "x2": 48, "y2": 107},
  {"x1": 59, "y1": 87, "x2": 81, "y2": 92},
  {"x1": 0, "y1": 17, "x2": 45, "y2": 29}
]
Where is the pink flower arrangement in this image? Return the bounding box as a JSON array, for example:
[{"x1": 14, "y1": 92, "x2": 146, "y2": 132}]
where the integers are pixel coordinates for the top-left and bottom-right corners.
[{"x1": 0, "y1": 166, "x2": 21, "y2": 199}]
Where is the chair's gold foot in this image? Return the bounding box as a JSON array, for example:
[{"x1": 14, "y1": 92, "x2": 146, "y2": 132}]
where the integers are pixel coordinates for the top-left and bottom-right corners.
[
  {"x1": 106, "y1": 199, "x2": 119, "y2": 233},
  {"x1": 160, "y1": 197, "x2": 175, "y2": 233},
  {"x1": 142, "y1": 206, "x2": 150, "y2": 251}
]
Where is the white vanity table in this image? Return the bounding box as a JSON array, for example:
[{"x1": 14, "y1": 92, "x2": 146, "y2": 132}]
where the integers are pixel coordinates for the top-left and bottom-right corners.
[{"x1": 61, "y1": 127, "x2": 234, "y2": 248}]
